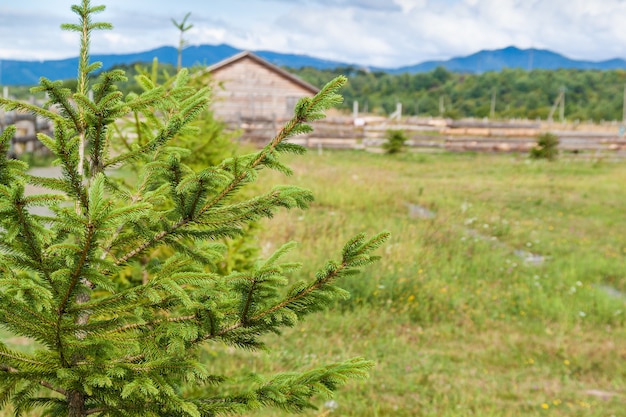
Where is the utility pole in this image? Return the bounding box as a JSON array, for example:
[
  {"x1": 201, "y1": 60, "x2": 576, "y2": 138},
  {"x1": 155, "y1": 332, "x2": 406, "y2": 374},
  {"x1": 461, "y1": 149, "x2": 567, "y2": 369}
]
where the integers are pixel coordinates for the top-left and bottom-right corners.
[
  {"x1": 490, "y1": 89, "x2": 496, "y2": 119},
  {"x1": 622, "y1": 84, "x2": 626, "y2": 125},
  {"x1": 559, "y1": 87, "x2": 565, "y2": 123},
  {"x1": 439, "y1": 95, "x2": 445, "y2": 116},
  {"x1": 389, "y1": 102, "x2": 402, "y2": 121},
  {"x1": 548, "y1": 87, "x2": 565, "y2": 123}
]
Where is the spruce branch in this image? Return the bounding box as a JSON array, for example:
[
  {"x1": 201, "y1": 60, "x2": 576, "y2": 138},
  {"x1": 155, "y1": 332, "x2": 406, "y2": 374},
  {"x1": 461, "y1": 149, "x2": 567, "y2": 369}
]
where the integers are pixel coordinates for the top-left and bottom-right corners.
[
  {"x1": 61, "y1": 0, "x2": 112, "y2": 184},
  {"x1": 103, "y1": 111, "x2": 192, "y2": 168},
  {"x1": 3, "y1": 187, "x2": 57, "y2": 290},
  {"x1": 0, "y1": 99, "x2": 67, "y2": 126},
  {"x1": 255, "y1": 358, "x2": 373, "y2": 412},
  {"x1": 0, "y1": 126, "x2": 28, "y2": 187},
  {"x1": 51, "y1": 121, "x2": 89, "y2": 209},
  {"x1": 0, "y1": 2, "x2": 388, "y2": 411},
  {"x1": 0, "y1": 363, "x2": 19, "y2": 373},
  {"x1": 85, "y1": 69, "x2": 129, "y2": 174},
  {"x1": 104, "y1": 314, "x2": 197, "y2": 336},
  {"x1": 193, "y1": 358, "x2": 373, "y2": 415},
  {"x1": 0, "y1": 345, "x2": 50, "y2": 372},
  {"x1": 33, "y1": 79, "x2": 81, "y2": 131},
  {"x1": 53, "y1": 217, "x2": 99, "y2": 367},
  {"x1": 56, "y1": 223, "x2": 97, "y2": 316},
  {"x1": 0, "y1": 371, "x2": 68, "y2": 398},
  {"x1": 0, "y1": 294, "x2": 57, "y2": 333},
  {"x1": 201, "y1": 232, "x2": 390, "y2": 344},
  {"x1": 113, "y1": 77, "x2": 346, "y2": 267}
]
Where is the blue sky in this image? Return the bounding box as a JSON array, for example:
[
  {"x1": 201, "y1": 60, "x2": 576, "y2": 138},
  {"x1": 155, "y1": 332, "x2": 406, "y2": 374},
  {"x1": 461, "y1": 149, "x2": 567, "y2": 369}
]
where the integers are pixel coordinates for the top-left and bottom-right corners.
[{"x1": 2, "y1": 0, "x2": 626, "y2": 68}]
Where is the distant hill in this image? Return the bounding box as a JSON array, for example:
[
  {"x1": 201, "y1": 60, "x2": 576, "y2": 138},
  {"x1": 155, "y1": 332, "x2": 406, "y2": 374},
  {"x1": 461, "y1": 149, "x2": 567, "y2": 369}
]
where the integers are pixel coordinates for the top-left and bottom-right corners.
[
  {"x1": 2, "y1": 44, "x2": 626, "y2": 85},
  {"x1": 0, "y1": 44, "x2": 348, "y2": 86},
  {"x1": 393, "y1": 46, "x2": 626, "y2": 74}
]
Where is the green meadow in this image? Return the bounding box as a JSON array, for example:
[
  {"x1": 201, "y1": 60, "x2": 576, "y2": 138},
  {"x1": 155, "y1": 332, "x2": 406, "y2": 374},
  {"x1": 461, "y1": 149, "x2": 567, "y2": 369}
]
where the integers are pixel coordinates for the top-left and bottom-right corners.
[
  {"x1": 239, "y1": 150, "x2": 626, "y2": 416},
  {"x1": 3, "y1": 150, "x2": 626, "y2": 416}
]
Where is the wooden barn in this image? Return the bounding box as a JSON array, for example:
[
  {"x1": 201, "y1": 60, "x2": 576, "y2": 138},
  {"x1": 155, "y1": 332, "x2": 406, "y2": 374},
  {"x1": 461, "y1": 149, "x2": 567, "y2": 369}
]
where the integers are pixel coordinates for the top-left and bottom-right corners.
[{"x1": 205, "y1": 51, "x2": 319, "y2": 125}]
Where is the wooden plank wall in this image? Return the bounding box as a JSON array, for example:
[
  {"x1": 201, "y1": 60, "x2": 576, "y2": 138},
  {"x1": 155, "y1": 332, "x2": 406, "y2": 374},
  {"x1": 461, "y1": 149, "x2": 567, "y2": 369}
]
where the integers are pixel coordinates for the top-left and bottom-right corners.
[
  {"x1": 210, "y1": 57, "x2": 314, "y2": 122},
  {"x1": 233, "y1": 116, "x2": 626, "y2": 157},
  {"x1": 0, "y1": 108, "x2": 53, "y2": 157}
]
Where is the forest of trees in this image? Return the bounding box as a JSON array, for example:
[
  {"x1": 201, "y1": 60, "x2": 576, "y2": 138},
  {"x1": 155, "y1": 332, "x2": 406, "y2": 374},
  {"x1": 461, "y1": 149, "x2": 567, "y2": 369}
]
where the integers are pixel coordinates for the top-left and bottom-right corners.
[
  {"x1": 7, "y1": 61, "x2": 626, "y2": 123},
  {"x1": 291, "y1": 66, "x2": 626, "y2": 122}
]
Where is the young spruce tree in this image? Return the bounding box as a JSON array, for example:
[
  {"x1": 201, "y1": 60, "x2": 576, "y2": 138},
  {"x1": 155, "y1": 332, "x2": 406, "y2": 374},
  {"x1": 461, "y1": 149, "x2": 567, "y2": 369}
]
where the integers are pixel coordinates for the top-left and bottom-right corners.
[{"x1": 0, "y1": 2, "x2": 388, "y2": 416}]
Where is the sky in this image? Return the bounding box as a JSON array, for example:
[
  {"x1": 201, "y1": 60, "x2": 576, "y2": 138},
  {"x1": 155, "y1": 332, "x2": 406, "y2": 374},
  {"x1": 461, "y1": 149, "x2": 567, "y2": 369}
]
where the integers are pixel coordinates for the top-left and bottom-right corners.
[{"x1": 2, "y1": 0, "x2": 626, "y2": 68}]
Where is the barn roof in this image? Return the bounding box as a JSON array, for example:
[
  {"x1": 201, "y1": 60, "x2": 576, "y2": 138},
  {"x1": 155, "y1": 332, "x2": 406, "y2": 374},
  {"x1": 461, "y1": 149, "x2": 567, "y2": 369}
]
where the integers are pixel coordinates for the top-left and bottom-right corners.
[{"x1": 205, "y1": 51, "x2": 319, "y2": 95}]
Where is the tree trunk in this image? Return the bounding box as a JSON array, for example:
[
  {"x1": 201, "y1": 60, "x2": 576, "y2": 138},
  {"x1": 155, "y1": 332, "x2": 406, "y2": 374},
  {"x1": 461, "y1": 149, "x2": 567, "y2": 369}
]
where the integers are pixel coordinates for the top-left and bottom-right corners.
[
  {"x1": 68, "y1": 391, "x2": 86, "y2": 417},
  {"x1": 69, "y1": 288, "x2": 90, "y2": 416}
]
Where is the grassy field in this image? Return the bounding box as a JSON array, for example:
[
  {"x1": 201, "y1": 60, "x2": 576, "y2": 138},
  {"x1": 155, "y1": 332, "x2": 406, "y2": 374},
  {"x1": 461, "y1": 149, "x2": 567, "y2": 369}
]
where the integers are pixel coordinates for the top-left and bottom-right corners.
[
  {"x1": 235, "y1": 150, "x2": 626, "y2": 416},
  {"x1": 3, "y1": 149, "x2": 626, "y2": 416}
]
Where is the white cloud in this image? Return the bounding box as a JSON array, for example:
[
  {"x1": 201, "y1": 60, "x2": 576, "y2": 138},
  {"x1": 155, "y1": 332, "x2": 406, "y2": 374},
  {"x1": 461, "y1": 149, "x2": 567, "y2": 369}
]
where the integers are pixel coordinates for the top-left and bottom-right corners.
[
  {"x1": 190, "y1": 27, "x2": 229, "y2": 45},
  {"x1": 2, "y1": 0, "x2": 626, "y2": 68},
  {"x1": 314, "y1": 0, "x2": 402, "y2": 11}
]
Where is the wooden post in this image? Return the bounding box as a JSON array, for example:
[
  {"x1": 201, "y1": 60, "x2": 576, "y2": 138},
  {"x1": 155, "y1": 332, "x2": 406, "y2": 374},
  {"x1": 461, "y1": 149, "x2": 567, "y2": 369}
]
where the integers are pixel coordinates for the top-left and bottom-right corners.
[
  {"x1": 548, "y1": 89, "x2": 564, "y2": 123},
  {"x1": 560, "y1": 88, "x2": 565, "y2": 123},
  {"x1": 622, "y1": 84, "x2": 626, "y2": 125}
]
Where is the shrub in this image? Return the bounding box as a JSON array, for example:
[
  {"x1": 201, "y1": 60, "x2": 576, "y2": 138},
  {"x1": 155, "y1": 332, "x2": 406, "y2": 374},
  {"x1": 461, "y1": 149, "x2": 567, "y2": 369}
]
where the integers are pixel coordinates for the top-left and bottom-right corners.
[
  {"x1": 382, "y1": 129, "x2": 408, "y2": 154},
  {"x1": 530, "y1": 132, "x2": 559, "y2": 160}
]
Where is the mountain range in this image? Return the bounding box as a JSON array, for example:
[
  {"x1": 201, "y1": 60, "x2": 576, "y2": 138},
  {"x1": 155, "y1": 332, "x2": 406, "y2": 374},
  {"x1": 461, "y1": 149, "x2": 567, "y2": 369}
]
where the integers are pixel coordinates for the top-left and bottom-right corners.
[
  {"x1": 1, "y1": 44, "x2": 625, "y2": 86},
  {"x1": 392, "y1": 46, "x2": 626, "y2": 74}
]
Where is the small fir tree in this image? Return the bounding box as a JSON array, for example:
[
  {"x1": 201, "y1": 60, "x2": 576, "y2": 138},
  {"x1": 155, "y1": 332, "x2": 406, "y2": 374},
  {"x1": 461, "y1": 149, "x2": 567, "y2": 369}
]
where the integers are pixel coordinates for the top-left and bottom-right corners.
[
  {"x1": 530, "y1": 132, "x2": 559, "y2": 160},
  {"x1": 0, "y1": 2, "x2": 388, "y2": 416},
  {"x1": 382, "y1": 129, "x2": 408, "y2": 154},
  {"x1": 172, "y1": 12, "x2": 193, "y2": 72}
]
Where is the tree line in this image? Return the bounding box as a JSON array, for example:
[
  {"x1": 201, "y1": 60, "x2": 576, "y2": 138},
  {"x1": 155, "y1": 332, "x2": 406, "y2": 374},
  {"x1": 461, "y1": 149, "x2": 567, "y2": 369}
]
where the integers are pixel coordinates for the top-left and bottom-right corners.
[
  {"x1": 290, "y1": 65, "x2": 626, "y2": 122},
  {"x1": 7, "y1": 61, "x2": 626, "y2": 123}
]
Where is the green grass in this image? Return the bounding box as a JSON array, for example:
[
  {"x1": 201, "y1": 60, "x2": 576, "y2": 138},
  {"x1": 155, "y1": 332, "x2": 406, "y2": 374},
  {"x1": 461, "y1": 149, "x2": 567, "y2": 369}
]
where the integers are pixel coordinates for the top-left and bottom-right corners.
[
  {"x1": 241, "y1": 150, "x2": 626, "y2": 416},
  {"x1": 4, "y1": 150, "x2": 626, "y2": 416}
]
